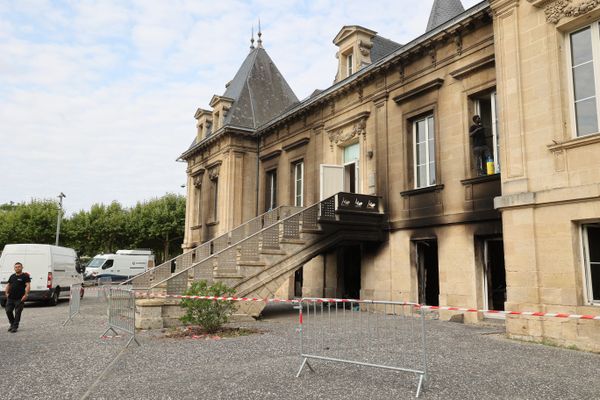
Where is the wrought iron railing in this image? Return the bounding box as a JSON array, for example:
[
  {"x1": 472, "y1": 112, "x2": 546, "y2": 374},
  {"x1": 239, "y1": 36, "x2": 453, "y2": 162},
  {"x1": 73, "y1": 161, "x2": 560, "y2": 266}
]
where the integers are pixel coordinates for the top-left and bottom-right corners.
[
  {"x1": 148, "y1": 193, "x2": 382, "y2": 296},
  {"x1": 123, "y1": 206, "x2": 301, "y2": 289}
]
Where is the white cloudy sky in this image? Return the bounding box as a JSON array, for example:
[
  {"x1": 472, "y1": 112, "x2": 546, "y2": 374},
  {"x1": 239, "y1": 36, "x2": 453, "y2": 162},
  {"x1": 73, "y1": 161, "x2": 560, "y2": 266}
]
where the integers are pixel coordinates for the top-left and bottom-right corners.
[{"x1": 0, "y1": 0, "x2": 481, "y2": 214}]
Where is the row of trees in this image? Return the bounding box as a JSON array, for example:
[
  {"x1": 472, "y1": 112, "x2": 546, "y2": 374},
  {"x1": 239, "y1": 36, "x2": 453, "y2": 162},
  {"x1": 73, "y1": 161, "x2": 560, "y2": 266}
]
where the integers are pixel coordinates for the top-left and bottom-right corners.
[{"x1": 0, "y1": 194, "x2": 186, "y2": 263}]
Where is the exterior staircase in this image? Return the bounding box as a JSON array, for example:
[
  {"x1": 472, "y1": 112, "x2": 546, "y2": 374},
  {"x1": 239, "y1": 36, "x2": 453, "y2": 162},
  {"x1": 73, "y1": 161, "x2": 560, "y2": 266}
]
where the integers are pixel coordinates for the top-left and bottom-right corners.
[{"x1": 133, "y1": 193, "x2": 386, "y2": 328}]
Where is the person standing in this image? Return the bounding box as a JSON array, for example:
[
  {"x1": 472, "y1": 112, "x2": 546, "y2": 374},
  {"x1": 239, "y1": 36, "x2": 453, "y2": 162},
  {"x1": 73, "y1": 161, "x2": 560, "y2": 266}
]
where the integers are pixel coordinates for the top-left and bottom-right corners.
[
  {"x1": 469, "y1": 115, "x2": 490, "y2": 176},
  {"x1": 5, "y1": 262, "x2": 30, "y2": 333}
]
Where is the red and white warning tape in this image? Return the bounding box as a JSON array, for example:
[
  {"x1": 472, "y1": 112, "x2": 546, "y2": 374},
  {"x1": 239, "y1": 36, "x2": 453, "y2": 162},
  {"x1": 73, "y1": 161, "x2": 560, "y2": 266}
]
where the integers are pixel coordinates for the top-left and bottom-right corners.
[
  {"x1": 418, "y1": 305, "x2": 600, "y2": 320},
  {"x1": 132, "y1": 293, "x2": 600, "y2": 321}
]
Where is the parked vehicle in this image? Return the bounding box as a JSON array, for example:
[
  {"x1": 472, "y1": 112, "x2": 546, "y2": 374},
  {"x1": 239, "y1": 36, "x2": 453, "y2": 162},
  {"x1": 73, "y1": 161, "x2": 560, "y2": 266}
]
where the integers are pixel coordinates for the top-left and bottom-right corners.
[
  {"x1": 84, "y1": 249, "x2": 155, "y2": 282},
  {"x1": 0, "y1": 244, "x2": 84, "y2": 307}
]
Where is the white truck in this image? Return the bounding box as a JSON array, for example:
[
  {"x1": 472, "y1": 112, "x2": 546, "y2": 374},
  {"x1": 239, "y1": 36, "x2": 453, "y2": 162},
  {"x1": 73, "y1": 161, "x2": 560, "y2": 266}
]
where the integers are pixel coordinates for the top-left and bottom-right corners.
[
  {"x1": 0, "y1": 244, "x2": 84, "y2": 307},
  {"x1": 84, "y1": 249, "x2": 154, "y2": 282}
]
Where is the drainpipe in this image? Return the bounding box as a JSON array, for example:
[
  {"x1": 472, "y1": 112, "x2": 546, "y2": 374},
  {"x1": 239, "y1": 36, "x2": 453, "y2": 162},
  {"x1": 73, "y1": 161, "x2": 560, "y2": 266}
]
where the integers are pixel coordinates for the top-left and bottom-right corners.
[{"x1": 255, "y1": 135, "x2": 260, "y2": 217}]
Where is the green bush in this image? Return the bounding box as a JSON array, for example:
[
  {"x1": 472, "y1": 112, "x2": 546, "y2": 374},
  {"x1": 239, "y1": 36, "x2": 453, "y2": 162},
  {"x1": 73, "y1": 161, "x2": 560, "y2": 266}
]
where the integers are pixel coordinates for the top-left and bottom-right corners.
[{"x1": 179, "y1": 280, "x2": 237, "y2": 333}]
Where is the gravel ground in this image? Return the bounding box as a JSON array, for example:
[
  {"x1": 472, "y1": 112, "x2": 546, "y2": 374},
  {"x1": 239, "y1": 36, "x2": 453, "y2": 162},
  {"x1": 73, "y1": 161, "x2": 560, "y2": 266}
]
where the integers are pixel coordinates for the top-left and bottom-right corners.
[{"x1": 1, "y1": 297, "x2": 599, "y2": 400}]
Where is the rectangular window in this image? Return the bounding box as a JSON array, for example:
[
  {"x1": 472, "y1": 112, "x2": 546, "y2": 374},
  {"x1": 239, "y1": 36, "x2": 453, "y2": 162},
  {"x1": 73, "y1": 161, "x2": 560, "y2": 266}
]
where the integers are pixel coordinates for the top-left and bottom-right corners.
[
  {"x1": 583, "y1": 224, "x2": 600, "y2": 303},
  {"x1": 347, "y1": 53, "x2": 353, "y2": 77},
  {"x1": 293, "y1": 161, "x2": 304, "y2": 207},
  {"x1": 210, "y1": 178, "x2": 218, "y2": 222},
  {"x1": 473, "y1": 92, "x2": 500, "y2": 174},
  {"x1": 413, "y1": 115, "x2": 436, "y2": 188},
  {"x1": 265, "y1": 170, "x2": 277, "y2": 211},
  {"x1": 569, "y1": 24, "x2": 600, "y2": 136}
]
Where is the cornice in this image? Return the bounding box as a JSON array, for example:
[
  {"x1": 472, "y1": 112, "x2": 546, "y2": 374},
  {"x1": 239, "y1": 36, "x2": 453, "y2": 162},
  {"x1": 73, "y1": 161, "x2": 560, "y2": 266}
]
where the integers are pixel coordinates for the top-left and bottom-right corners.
[
  {"x1": 450, "y1": 55, "x2": 495, "y2": 79},
  {"x1": 282, "y1": 137, "x2": 310, "y2": 152},
  {"x1": 259, "y1": 149, "x2": 282, "y2": 161},
  {"x1": 393, "y1": 78, "x2": 444, "y2": 104}
]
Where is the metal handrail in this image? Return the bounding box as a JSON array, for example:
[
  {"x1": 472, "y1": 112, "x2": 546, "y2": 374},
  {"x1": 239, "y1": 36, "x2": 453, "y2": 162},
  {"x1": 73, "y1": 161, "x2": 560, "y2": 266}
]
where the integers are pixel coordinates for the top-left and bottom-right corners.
[
  {"x1": 122, "y1": 205, "x2": 297, "y2": 288},
  {"x1": 147, "y1": 195, "x2": 339, "y2": 291}
]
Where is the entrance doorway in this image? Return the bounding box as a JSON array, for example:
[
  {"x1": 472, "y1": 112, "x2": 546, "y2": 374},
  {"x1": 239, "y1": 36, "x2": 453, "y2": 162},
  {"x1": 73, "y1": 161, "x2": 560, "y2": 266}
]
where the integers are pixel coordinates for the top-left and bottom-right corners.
[
  {"x1": 338, "y1": 245, "x2": 361, "y2": 299},
  {"x1": 294, "y1": 267, "x2": 303, "y2": 298},
  {"x1": 483, "y1": 239, "x2": 506, "y2": 314},
  {"x1": 343, "y1": 142, "x2": 359, "y2": 193},
  {"x1": 415, "y1": 240, "x2": 439, "y2": 306}
]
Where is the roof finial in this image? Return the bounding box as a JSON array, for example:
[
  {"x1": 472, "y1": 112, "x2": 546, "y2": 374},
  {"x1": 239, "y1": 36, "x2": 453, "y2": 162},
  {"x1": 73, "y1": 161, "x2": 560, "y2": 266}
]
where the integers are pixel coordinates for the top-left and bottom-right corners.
[
  {"x1": 250, "y1": 25, "x2": 255, "y2": 50},
  {"x1": 257, "y1": 18, "x2": 263, "y2": 48}
]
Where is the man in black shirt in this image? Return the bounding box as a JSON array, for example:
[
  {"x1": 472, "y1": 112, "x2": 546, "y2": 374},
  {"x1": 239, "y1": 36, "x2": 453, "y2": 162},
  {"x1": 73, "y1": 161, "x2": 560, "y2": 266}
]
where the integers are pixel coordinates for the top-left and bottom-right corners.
[
  {"x1": 469, "y1": 115, "x2": 491, "y2": 176},
  {"x1": 5, "y1": 262, "x2": 31, "y2": 333}
]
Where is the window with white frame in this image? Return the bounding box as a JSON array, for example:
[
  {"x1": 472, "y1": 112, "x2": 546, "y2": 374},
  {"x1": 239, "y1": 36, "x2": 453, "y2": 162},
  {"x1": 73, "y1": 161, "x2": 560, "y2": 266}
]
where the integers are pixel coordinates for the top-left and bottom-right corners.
[
  {"x1": 474, "y1": 92, "x2": 500, "y2": 174},
  {"x1": 569, "y1": 24, "x2": 600, "y2": 137},
  {"x1": 347, "y1": 53, "x2": 353, "y2": 77},
  {"x1": 265, "y1": 169, "x2": 277, "y2": 211},
  {"x1": 209, "y1": 177, "x2": 218, "y2": 222},
  {"x1": 582, "y1": 224, "x2": 600, "y2": 303},
  {"x1": 293, "y1": 161, "x2": 304, "y2": 207},
  {"x1": 413, "y1": 114, "x2": 436, "y2": 188}
]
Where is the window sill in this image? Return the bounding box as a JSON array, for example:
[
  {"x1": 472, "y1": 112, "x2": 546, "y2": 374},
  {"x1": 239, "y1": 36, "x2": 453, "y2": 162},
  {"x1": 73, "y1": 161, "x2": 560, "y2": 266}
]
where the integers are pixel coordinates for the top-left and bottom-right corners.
[
  {"x1": 191, "y1": 224, "x2": 202, "y2": 230},
  {"x1": 460, "y1": 173, "x2": 500, "y2": 185},
  {"x1": 206, "y1": 221, "x2": 219, "y2": 227},
  {"x1": 548, "y1": 132, "x2": 600, "y2": 152},
  {"x1": 400, "y1": 184, "x2": 444, "y2": 197}
]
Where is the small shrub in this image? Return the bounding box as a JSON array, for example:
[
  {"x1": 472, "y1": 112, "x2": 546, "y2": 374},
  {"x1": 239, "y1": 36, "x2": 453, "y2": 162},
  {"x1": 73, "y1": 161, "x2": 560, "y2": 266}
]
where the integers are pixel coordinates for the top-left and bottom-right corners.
[{"x1": 179, "y1": 280, "x2": 237, "y2": 333}]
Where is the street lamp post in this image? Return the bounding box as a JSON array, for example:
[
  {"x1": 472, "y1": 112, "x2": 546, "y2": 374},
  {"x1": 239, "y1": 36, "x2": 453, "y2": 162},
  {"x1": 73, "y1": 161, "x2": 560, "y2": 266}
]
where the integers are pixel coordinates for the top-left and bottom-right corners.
[{"x1": 55, "y1": 192, "x2": 66, "y2": 246}]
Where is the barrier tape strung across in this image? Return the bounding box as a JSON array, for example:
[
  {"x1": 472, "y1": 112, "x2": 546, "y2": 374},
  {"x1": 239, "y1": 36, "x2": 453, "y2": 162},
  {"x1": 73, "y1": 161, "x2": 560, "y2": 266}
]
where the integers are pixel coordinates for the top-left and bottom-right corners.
[
  {"x1": 134, "y1": 293, "x2": 600, "y2": 321},
  {"x1": 417, "y1": 305, "x2": 600, "y2": 320}
]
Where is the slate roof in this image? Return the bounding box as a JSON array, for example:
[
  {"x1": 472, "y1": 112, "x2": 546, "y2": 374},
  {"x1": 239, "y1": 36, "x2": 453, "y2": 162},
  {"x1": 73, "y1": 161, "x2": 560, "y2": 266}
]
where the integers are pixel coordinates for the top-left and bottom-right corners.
[
  {"x1": 426, "y1": 0, "x2": 465, "y2": 31},
  {"x1": 371, "y1": 35, "x2": 402, "y2": 62},
  {"x1": 221, "y1": 47, "x2": 299, "y2": 130}
]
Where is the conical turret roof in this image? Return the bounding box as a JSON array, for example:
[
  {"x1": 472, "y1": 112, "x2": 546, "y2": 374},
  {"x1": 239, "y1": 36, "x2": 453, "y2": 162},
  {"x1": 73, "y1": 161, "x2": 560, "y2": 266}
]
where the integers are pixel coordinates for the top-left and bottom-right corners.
[
  {"x1": 221, "y1": 47, "x2": 298, "y2": 130},
  {"x1": 426, "y1": 0, "x2": 465, "y2": 31}
]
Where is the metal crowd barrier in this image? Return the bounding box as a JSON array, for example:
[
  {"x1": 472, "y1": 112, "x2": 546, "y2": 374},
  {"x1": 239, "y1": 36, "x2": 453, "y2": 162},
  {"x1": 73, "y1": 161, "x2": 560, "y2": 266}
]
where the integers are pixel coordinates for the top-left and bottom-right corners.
[
  {"x1": 296, "y1": 299, "x2": 428, "y2": 398},
  {"x1": 97, "y1": 277, "x2": 112, "y2": 301},
  {"x1": 101, "y1": 287, "x2": 139, "y2": 348},
  {"x1": 63, "y1": 283, "x2": 82, "y2": 326}
]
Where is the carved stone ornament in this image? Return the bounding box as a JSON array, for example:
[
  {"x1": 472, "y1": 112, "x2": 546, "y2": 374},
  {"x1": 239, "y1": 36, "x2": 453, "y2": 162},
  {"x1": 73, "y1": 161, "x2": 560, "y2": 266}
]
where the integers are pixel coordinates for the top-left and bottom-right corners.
[
  {"x1": 208, "y1": 165, "x2": 220, "y2": 181},
  {"x1": 358, "y1": 40, "x2": 372, "y2": 57},
  {"x1": 192, "y1": 173, "x2": 204, "y2": 188},
  {"x1": 544, "y1": 0, "x2": 600, "y2": 24},
  {"x1": 327, "y1": 117, "x2": 368, "y2": 148}
]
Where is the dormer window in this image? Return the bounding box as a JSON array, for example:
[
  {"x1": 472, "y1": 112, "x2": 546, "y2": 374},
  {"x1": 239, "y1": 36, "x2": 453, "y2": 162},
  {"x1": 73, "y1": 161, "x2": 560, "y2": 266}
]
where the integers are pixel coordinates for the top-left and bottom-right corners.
[
  {"x1": 347, "y1": 53, "x2": 353, "y2": 77},
  {"x1": 214, "y1": 111, "x2": 220, "y2": 130}
]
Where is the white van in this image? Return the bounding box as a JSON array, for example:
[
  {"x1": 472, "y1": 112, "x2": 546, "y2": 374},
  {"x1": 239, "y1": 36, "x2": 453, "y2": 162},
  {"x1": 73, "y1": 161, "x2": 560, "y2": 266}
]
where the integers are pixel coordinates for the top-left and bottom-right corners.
[
  {"x1": 0, "y1": 244, "x2": 83, "y2": 307},
  {"x1": 84, "y1": 249, "x2": 154, "y2": 282}
]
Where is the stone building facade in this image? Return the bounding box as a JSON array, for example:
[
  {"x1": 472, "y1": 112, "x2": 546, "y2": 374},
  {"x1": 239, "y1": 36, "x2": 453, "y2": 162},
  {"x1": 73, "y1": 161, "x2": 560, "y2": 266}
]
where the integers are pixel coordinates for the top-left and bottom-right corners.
[{"x1": 179, "y1": 0, "x2": 600, "y2": 351}]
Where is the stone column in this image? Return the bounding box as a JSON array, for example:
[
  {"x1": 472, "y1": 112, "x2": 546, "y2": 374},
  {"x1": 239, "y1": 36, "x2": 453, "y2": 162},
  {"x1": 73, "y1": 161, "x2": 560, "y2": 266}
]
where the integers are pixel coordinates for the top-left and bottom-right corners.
[{"x1": 302, "y1": 254, "x2": 325, "y2": 297}]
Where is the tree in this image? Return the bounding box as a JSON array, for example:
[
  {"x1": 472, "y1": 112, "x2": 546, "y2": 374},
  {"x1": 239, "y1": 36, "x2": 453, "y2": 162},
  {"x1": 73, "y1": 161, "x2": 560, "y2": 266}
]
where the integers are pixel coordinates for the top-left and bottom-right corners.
[
  {"x1": 0, "y1": 200, "x2": 58, "y2": 245},
  {"x1": 130, "y1": 194, "x2": 185, "y2": 262}
]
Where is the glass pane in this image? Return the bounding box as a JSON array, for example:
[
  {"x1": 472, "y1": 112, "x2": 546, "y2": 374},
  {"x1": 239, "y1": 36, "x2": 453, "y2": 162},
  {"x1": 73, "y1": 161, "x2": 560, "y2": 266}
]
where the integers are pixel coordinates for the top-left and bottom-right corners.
[
  {"x1": 429, "y1": 161, "x2": 436, "y2": 185},
  {"x1": 417, "y1": 165, "x2": 426, "y2": 188},
  {"x1": 591, "y1": 263, "x2": 600, "y2": 301},
  {"x1": 344, "y1": 143, "x2": 359, "y2": 163},
  {"x1": 575, "y1": 98, "x2": 599, "y2": 136},
  {"x1": 428, "y1": 138, "x2": 435, "y2": 163},
  {"x1": 573, "y1": 62, "x2": 596, "y2": 100},
  {"x1": 417, "y1": 142, "x2": 426, "y2": 165},
  {"x1": 571, "y1": 27, "x2": 593, "y2": 66},
  {"x1": 427, "y1": 116, "x2": 434, "y2": 140},
  {"x1": 588, "y1": 226, "x2": 600, "y2": 262},
  {"x1": 416, "y1": 120, "x2": 426, "y2": 143}
]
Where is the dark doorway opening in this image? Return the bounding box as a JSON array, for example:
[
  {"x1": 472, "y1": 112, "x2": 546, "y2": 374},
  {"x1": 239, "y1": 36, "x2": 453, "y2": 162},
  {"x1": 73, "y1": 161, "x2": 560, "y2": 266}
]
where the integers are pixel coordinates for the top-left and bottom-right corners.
[
  {"x1": 415, "y1": 240, "x2": 439, "y2": 306},
  {"x1": 485, "y1": 239, "x2": 506, "y2": 311},
  {"x1": 294, "y1": 267, "x2": 303, "y2": 298},
  {"x1": 338, "y1": 245, "x2": 361, "y2": 299}
]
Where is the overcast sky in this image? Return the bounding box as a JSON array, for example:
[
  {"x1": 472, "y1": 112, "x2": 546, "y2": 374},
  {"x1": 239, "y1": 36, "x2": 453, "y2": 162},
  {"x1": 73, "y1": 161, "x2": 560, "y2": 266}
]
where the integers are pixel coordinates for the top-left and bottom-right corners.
[{"x1": 0, "y1": 0, "x2": 482, "y2": 214}]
